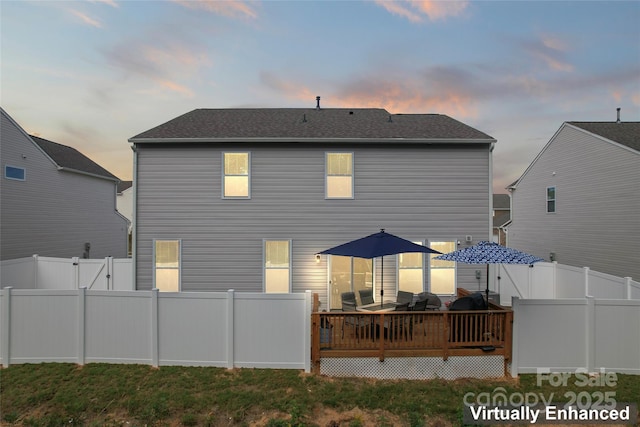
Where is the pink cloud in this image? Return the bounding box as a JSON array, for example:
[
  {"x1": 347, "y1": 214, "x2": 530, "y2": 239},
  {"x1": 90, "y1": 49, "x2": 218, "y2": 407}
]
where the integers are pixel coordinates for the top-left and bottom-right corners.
[
  {"x1": 70, "y1": 9, "x2": 102, "y2": 28},
  {"x1": 90, "y1": 0, "x2": 119, "y2": 8},
  {"x1": 172, "y1": 0, "x2": 259, "y2": 20},
  {"x1": 374, "y1": 0, "x2": 469, "y2": 22}
]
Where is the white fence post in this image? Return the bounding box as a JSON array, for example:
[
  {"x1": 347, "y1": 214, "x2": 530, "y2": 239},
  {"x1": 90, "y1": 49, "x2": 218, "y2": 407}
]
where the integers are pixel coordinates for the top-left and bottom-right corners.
[
  {"x1": 106, "y1": 257, "x2": 113, "y2": 290},
  {"x1": 584, "y1": 267, "x2": 590, "y2": 297},
  {"x1": 227, "y1": 289, "x2": 235, "y2": 370},
  {"x1": 304, "y1": 290, "x2": 312, "y2": 373},
  {"x1": 626, "y1": 277, "x2": 632, "y2": 300},
  {"x1": 77, "y1": 287, "x2": 86, "y2": 365},
  {"x1": 151, "y1": 288, "x2": 159, "y2": 367},
  {"x1": 510, "y1": 296, "x2": 520, "y2": 378},
  {"x1": 585, "y1": 296, "x2": 595, "y2": 373},
  {"x1": 552, "y1": 261, "x2": 558, "y2": 298},
  {"x1": 1, "y1": 287, "x2": 11, "y2": 367},
  {"x1": 33, "y1": 255, "x2": 39, "y2": 289},
  {"x1": 72, "y1": 257, "x2": 80, "y2": 289}
]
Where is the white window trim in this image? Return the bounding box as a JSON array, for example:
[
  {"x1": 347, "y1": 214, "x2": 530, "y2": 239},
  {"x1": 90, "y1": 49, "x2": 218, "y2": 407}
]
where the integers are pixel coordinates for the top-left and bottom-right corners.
[
  {"x1": 325, "y1": 152, "x2": 354, "y2": 199},
  {"x1": 427, "y1": 239, "x2": 457, "y2": 296},
  {"x1": 4, "y1": 164, "x2": 26, "y2": 181},
  {"x1": 152, "y1": 238, "x2": 182, "y2": 292},
  {"x1": 546, "y1": 186, "x2": 556, "y2": 214},
  {"x1": 263, "y1": 239, "x2": 292, "y2": 293},
  {"x1": 396, "y1": 240, "x2": 425, "y2": 293},
  {"x1": 222, "y1": 152, "x2": 251, "y2": 199}
]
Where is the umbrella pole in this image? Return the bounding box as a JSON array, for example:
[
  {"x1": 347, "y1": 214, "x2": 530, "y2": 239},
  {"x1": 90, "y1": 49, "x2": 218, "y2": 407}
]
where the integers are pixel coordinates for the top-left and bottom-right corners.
[
  {"x1": 486, "y1": 264, "x2": 490, "y2": 309},
  {"x1": 381, "y1": 256, "x2": 384, "y2": 308}
]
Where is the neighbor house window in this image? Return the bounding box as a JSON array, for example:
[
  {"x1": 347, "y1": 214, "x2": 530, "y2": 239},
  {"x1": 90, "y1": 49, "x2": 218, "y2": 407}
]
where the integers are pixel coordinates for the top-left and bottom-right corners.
[
  {"x1": 154, "y1": 240, "x2": 180, "y2": 292},
  {"x1": 326, "y1": 153, "x2": 353, "y2": 198},
  {"x1": 223, "y1": 152, "x2": 250, "y2": 198},
  {"x1": 398, "y1": 242, "x2": 424, "y2": 294},
  {"x1": 4, "y1": 165, "x2": 25, "y2": 181},
  {"x1": 264, "y1": 240, "x2": 291, "y2": 293},
  {"x1": 429, "y1": 241, "x2": 456, "y2": 295},
  {"x1": 546, "y1": 186, "x2": 556, "y2": 213}
]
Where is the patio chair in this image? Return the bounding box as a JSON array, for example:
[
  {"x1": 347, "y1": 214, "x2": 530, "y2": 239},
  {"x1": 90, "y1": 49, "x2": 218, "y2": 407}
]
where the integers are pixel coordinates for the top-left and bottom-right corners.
[
  {"x1": 358, "y1": 289, "x2": 374, "y2": 306},
  {"x1": 425, "y1": 293, "x2": 442, "y2": 310},
  {"x1": 341, "y1": 299, "x2": 367, "y2": 340},
  {"x1": 396, "y1": 291, "x2": 414, "y2": 306},
  {"x1": 386, "y1": 302, "x2": 411, "y2": 341},
  {"x1": 341, "y1": 292, "x2": 357, "y2": 309}
]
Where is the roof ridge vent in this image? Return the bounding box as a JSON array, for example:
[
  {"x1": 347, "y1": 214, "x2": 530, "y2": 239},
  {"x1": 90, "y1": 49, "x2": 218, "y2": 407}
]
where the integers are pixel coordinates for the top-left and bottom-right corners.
[{"x1": 316, "y1": 96, "x2": 321, "y2": 110}]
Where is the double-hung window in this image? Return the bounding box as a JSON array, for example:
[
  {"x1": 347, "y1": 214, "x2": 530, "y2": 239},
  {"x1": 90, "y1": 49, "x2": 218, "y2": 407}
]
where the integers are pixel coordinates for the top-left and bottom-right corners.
[
  {"x1": 326, "y1": 153, "x2": 353, "y2": 199},
  {"x1": 154, "y1": 239, "x2": 180, "y2": 292},
  {"x1": 264, "y1": 240, "x2": 291, "y2": 293},
  {"x1": 398, "y1": 242, "x2": 424, "y2": 294},
  {"x1": 546, "y1": 186, "x2": 556, "y2": 213},
  {"x1": 223, "y1": 152, "x2": 250, "y2": 198},
  {"x1": 429, "y1": 241, "x2": 456, "y2": 295}
]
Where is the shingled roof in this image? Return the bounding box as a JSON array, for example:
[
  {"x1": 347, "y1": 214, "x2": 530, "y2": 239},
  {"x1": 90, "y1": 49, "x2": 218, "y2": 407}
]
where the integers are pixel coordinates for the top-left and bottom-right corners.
[
  {"x1": 568, "y1": 122, "x2": 640, "y2": 152},
  {"x1": 129, "y1": 108, "x2": 495, "y2": 143},
  {"x1": 31, "y1": 135, "x2": 119, "y2": 181}
]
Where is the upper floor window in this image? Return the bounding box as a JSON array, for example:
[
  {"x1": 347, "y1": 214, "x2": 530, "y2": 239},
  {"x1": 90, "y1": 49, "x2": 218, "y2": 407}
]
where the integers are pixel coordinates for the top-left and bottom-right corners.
[
  {"x1": 223, "y1": 152, "x2": 250, "y2": 198},
  {"x1": 264, "y1": 240, "x2": 291, "y2": 293},
  {"x1": 546, "y1": 186, "x2": 556, "y2": 213},
  {"x1": 326, "y1": 153, "x2": 353, "y2": 199},
  {"x1": 4, "y1": 165, "x2": 25, "y2": 181}
]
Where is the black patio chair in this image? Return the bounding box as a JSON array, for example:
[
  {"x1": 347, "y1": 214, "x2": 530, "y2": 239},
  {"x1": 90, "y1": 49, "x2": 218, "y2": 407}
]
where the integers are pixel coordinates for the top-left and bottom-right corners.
[{"x1": 358, "y1": 289, "x2": 374, "y2": 306}]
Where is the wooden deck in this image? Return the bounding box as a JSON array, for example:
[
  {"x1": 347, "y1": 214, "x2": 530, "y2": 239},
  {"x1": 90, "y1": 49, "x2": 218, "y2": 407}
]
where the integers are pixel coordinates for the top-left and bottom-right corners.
[{"x1": 311, "y1": 290, "x2": 513, "y2": 375}]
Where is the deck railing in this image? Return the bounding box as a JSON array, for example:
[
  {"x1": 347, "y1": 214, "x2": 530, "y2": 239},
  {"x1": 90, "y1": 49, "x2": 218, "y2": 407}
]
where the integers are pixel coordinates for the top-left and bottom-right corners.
[{"x1": 311, "y1": 290, "x2": 513, "y2": 375}]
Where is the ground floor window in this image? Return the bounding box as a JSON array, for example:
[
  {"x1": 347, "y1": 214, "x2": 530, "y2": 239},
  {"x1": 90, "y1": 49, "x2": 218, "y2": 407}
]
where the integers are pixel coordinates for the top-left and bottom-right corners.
[
  {"x1": 264, "y1": 240, "x2": 291, "y2": 293},
  {"x1": 329, "y1": 255, "x2": 373, "y2": 309},
  {"x1": 154, "y1": 239, "x2": 180, "y2": 292},
  {"x1": 429, "y1": 240, "x2": 456, "y2": 295},
  {"x1": 398, "y1": 241, "x2": 424, "y2": 294}
]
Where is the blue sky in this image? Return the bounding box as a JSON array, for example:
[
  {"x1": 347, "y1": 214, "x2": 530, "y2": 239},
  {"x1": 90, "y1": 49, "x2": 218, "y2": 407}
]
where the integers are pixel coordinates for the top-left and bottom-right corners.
[{"x1": 2, "y1": 0, "x2": 639, "y2": 192}]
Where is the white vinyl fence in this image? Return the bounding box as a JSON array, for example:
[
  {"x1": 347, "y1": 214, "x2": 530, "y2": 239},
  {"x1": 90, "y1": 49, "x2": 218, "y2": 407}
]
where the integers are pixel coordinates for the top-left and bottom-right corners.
[
  {"x1": 491, "y1": 262, "x2": 639, "y2": 304},
  {"x1": 0, "y1": 288, "x2": 312, "y2": 372},
  {"x1": 511, "y1": 296, "x2": 640, "y2": 376},
  {"x1": 0, "y1": 255, "x2": 133, "y2": 290}
]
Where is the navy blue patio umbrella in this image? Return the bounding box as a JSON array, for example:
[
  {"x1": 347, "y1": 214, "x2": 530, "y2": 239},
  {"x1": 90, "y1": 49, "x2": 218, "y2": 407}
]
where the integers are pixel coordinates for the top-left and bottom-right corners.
[
  {"x1": 319, "y1": 229, "x2": 441, "y2": 307},
  {"x1": 434, "y1": 241, "x2": 544, "y2": 306}
]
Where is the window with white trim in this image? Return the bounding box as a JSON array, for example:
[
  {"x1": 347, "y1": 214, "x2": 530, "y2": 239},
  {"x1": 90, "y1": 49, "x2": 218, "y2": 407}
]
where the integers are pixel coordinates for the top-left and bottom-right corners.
[
  {"x1": 429, "y1": 241, "x2": 456, "y2": 295},
  {"x1": 326, "y1": 153, "x2": 353, "y2": 198},
  {"x1": 4, "y1": 165, "x2": 25, "y2": 181},
  {"x1": 546, "y1": 186, "x2": 556, "y2": 213},
  {"x1": 154, "y1": 240, "x2": 180, "y2": 292},
  {"x1": 264, "y1": 240, "x2": 291, "y2": 293},
  {"x1": 398, "y1": 242, "x2": 424, "y2": 294},
  {"x1": 223, "y1": 152, "x2": 250, "y2": 198}
]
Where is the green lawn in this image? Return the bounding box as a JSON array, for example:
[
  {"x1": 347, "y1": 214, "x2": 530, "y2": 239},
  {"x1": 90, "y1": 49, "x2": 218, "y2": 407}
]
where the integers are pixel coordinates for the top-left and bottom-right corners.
[{"x1": 0, "y1": 363, "x2": 638, "y2": 426}]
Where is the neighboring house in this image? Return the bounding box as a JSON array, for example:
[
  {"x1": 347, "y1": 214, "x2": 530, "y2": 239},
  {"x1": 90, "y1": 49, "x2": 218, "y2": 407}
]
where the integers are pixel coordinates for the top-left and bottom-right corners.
[
  {"x1": 129, "y1": 104, "x2": 497, "y2": 309},
  {"x1": 507, "y1": 116, "x2": 640, "y2": 280},
  {"x1": 1, "y1": 108, "x2": 128, "y2": 260},
  {"x1": 492, "y1": 194, "x2": 510, "y2": 245},
  {"x1": 117, "y1": 180, "x2": 133, "y2": 255}
]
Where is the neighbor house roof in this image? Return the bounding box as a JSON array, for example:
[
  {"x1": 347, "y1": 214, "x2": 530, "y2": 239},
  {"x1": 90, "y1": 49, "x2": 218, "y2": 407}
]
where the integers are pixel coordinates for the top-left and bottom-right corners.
[
  {"x1": 493, "y1": 211, "x2": 511, "y2": 228},
  {"x1": 30, "y1": 135, "x2": 119, "y2": 181},
  {"x1": 493, "y1": 194, "x2": 510, "y2": 210},
  {"x1": 129, "y1": 108, "x2": 496, "y2": 143},
  {"x1": 117, "y1": 180, "x2": 133, "y2": 193},
  {"x1": 567, "y1": 122, "x2": 640, "y2": 152}
]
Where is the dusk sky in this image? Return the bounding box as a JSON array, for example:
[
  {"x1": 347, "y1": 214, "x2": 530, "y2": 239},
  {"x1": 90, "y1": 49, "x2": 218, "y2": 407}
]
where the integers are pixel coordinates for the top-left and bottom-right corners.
[{"x1": 2, "y1": 0, "x2": 639, "y2": 193}]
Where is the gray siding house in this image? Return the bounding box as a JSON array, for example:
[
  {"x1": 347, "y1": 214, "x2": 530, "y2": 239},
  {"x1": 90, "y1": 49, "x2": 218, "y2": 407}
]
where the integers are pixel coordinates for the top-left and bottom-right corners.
[
  {"x1": 1, "y1": 108, "x2": 128, "y2": 260},
  {"x1": 507, "y1": 119, "x2": 640, "y2": 281},
  {"x1": 129, "y1": 106, "x2": 497, "y2": 309}
]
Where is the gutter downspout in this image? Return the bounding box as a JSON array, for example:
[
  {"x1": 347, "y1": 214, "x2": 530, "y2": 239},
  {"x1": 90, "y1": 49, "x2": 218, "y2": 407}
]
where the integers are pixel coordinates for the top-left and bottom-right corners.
[
  {"x1": 488, "y1": 142, "x2": 495, "y2": 295},
  {"x1": 131, "y1": 145, "x2": 138, "y2": 290}
]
